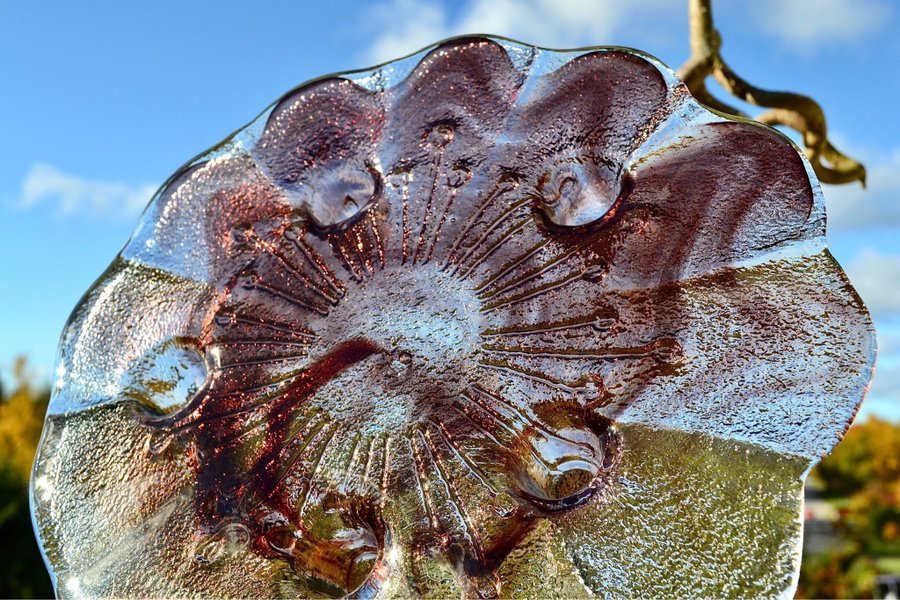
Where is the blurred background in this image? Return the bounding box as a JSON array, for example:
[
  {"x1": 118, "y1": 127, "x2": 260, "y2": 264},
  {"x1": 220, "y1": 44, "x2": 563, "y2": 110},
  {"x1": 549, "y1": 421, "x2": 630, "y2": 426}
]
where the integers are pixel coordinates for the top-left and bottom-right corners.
[{"x1": 1, "y1": 1, "x2": 898, "y2": 597}]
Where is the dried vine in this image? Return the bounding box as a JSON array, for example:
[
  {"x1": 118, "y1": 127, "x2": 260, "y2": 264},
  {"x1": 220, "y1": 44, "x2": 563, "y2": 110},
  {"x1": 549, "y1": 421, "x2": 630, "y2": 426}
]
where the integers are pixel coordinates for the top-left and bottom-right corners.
[{"x1": 678, "y1": 0, "x2": 866, "y2": 186}]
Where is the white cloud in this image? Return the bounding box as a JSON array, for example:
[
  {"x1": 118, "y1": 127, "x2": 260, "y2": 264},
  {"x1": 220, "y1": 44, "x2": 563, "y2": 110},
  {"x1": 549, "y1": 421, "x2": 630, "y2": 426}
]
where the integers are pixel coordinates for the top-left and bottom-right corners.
[
  {"x1": 844, "y1": 247, "x2": 900, "y2": 317},
  {"x1": 855, "y1": 331, "x2": 900, "y2": 417},
  {"x1": 877, "y1": 329, "x2": 900, "y2": 357},
  {"x1": 363, "y1": 0, "x2": 680, "y2": 64},
  {"x1": 366, "y1": 0, "x2": 451, "y2": 65},
  {"x1": 857, "y1": 383, "x2": 900, "y2": 421},
  {"x1": 754, "y1": 0, "x2": 890, "y2": 50},
  {"x1": 823, "y1": 149, "x2": 900, "y2": 234},
  {"x1": 868, "y1": 357, "x2": 900, "y2": 402},
  {"x1": 16, "y1": 162, "x2": 157, "y2": 220}
]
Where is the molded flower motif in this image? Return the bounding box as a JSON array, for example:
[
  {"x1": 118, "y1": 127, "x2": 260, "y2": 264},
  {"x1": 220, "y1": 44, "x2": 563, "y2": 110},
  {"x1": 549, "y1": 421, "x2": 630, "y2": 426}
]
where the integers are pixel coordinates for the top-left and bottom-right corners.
[{"x1": 32, "y1": 37, "x2": 874, "y2": 599}]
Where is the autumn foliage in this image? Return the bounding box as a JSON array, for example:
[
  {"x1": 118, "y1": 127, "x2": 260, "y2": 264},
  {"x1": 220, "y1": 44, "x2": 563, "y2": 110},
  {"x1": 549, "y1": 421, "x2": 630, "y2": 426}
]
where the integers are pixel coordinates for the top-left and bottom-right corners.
[
  {"x1": 0, "y1": 358, "x2": 52, "y2": 598},
  {"x1": 798, "y1": 416, "x2": 900, "y2": 598}
]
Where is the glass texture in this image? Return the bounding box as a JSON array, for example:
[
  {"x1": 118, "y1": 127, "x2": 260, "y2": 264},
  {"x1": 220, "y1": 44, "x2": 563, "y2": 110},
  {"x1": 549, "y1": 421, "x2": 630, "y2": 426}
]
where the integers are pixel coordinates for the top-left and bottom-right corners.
[{"x1": 31, "y1": 37, "x2": 875, "y2": 599}]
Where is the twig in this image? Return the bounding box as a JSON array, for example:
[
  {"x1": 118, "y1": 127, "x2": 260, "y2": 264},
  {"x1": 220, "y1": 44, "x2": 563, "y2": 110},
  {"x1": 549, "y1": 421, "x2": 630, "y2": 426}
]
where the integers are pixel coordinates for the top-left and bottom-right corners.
[{"x1": 677, "y1": 0, "x2": 866, "y2": 186}]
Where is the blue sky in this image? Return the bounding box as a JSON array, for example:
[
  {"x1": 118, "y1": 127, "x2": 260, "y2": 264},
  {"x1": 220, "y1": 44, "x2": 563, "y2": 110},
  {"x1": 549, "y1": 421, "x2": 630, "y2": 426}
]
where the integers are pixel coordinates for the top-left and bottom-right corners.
[{"x1": 1, "y1": 0, "x2": 898, "y2": 420}]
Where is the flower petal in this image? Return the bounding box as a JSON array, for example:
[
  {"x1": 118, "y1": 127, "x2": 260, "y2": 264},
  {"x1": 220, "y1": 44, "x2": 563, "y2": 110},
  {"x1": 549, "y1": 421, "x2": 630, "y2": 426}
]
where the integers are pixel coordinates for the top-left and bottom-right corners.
[
  {"x1": 123, "y1": 156, "x2": 291, "y2": 283},
  {"x1": 607, "y1": 121, "x2": 821, "y2": 289},
  {"x1": 552, "y1": 424, "x2": 806, "y2": 598},
  {"x1": 253, "y1": 78, "x2": 384, "y2": 231}
]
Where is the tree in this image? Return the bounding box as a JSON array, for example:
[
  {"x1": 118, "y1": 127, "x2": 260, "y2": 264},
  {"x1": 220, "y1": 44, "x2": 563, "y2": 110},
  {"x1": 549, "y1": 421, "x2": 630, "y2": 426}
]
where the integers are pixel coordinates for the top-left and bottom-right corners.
[
  {"x1": 815, "y1": 417, "x2": 900, "y2": 498},
  {"x1": 0, "y1": 358, "x2": 53, "y2": 598}
]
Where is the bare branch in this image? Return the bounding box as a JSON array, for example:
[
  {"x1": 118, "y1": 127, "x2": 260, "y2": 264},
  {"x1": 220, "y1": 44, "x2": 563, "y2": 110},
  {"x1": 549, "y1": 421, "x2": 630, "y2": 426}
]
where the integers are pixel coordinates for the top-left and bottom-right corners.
[{"x1": 677, "y1": 0, "x2": 866, "y2": 186}]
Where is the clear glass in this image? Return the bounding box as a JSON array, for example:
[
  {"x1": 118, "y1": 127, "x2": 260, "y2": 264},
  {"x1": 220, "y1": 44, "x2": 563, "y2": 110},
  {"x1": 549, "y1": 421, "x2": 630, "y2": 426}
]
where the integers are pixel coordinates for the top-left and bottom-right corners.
[{"x1": 31, "y1": 36, "x2": 875, "y2": 599}]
